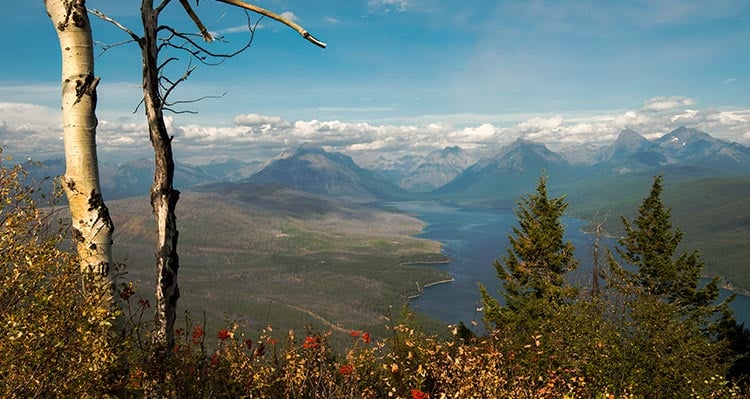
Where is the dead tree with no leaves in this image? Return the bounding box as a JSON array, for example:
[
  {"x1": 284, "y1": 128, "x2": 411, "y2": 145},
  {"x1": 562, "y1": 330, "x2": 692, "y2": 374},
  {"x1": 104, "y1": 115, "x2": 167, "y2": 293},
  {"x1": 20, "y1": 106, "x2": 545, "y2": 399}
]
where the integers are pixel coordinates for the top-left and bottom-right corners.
[{"x1": 90, "y1": 0, "x2": 325, "y2": 361}]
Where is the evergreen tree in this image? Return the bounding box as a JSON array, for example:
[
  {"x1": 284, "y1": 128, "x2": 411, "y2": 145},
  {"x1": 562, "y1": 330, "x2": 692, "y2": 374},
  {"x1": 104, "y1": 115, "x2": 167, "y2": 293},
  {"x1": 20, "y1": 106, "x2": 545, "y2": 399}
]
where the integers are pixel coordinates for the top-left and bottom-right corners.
[
  {"x1": 481, "y1": 175, "x2": 578, "y2": 327},
  {"x1": 611, "y1": 175, "x2": 749, "y2": 381},
  {"x1": 611, "y1": 175, "x2": 723, "y2": 320}
]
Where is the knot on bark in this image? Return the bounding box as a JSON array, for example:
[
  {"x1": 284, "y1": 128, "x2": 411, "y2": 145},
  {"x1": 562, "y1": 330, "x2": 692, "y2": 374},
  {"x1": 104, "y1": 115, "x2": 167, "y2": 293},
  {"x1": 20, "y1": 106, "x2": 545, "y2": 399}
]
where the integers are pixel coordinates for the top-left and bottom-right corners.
[
  {"x1": 88, "y1": 190, "x2": 114, "y2": 231},
  {"x1": 74, "y1": 74, "x2": 100, "y2": 106}
]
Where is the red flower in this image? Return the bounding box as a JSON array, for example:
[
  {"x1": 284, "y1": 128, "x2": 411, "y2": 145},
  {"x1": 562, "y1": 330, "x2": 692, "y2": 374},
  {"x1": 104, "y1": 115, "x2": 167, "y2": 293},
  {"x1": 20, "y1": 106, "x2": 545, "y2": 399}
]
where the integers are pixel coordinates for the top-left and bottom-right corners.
[
  {"x1": 411, "y1": 389, "x2": 429, "y2": 399},
  {"x1": 350, "y1": 330, "x2": 361, "y2": 338},
  {"x1": 303, "y1": 336, "x2": 319, "y2": 349},
  {"x1": 217, "y1": 328, "x2": 231, "y2": 341},
  {"x1": 362, "y1": 331, "x2": 371, "y2": 344},
  {"x1": 210, "y1": 353, "x2": 219, "y2": 366},
  {"x1": 244, "y1": 338, "x2": 253, "y2": 350},
  {"x1": 339, "y1": 364, "x2": 354, "y2": 375},
  {"x1": 191, "y1": 325, "x2": 205, "y2": 345},
  {"x1": 138, "y1": 298, "x2": 150, "y2": 308}
]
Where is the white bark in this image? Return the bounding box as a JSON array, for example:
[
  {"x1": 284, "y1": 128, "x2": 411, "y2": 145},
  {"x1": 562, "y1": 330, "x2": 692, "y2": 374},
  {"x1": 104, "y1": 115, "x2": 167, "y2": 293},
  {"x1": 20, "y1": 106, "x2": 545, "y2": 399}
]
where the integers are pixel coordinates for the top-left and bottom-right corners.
[{"x1": 45, "y1": 0, "x2": 114, "y2": 275}]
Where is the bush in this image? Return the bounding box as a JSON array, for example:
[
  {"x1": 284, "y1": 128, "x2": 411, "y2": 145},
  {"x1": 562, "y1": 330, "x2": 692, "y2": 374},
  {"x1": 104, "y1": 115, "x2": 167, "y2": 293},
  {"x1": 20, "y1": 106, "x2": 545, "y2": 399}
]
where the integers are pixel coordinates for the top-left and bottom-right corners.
[{"x1": 0, "y1": 153, "x2": 121, "y2": 397}]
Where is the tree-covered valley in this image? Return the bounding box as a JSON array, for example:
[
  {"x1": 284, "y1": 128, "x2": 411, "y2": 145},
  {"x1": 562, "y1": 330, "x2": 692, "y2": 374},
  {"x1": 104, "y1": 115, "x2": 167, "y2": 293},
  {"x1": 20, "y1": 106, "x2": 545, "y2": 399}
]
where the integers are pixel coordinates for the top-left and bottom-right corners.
[{"x1": 9, "y1": 124, "x2": 750, "y2": 396}]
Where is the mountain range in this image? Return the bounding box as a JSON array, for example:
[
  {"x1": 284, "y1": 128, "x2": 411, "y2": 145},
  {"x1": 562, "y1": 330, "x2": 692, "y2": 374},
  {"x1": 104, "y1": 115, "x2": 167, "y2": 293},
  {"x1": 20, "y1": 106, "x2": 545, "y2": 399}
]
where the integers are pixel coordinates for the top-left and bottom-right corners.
[
  {"x1": 24, "y1": 126, "x2": 750, "y2": 203},
  {"x1": 20, "y1": 125, "x2": 750, "y2": 292},
  {"x1": 246, "y1": 144, "x2": 409, "y2": 202},
  {"x1": 370, "y1": 146, "x2": 477, "y2": 192}
]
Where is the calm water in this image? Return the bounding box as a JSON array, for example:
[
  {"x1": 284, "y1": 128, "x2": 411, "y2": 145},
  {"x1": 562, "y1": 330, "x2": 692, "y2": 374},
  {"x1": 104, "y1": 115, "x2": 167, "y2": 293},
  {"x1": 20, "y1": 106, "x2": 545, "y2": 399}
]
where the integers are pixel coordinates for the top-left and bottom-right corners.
[{"x1": 391, "y1": 201, "x2": 750, "y2": 328}]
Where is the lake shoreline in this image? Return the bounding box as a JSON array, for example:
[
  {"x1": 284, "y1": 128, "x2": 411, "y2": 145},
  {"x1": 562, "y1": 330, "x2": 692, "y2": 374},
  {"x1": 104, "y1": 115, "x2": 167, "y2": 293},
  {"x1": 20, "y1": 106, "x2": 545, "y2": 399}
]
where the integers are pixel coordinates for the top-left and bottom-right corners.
[
  {"x1": 407, "y1": 278, "x2": 456, "y2": 300},
  {"x1": 389, "y1": 200, "x2": 750, "y2": 327}
]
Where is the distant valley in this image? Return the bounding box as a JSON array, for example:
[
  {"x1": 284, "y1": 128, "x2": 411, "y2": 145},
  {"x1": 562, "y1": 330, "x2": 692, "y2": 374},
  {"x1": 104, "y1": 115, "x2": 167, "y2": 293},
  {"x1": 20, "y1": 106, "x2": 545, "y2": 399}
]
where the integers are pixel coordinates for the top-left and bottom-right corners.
[{"x1": 27, "y1": 126, "x2": 750, "y2": 297}]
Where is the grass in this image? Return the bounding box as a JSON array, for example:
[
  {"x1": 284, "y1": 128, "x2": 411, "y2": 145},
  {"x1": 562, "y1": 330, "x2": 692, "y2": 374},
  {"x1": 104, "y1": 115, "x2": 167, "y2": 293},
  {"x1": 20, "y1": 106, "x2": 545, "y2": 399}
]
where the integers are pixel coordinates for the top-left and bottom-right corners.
[{"x1": 110, "y1": 187, "x2": 451, "y2": 343}]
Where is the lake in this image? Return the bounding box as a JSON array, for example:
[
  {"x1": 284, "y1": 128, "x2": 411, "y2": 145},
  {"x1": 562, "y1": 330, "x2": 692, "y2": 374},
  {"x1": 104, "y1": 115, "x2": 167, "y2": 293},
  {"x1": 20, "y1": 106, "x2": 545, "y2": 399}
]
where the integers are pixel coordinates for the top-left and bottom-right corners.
[{"x1": 391, "y1": 201, "x2": 750, "y2": 328}]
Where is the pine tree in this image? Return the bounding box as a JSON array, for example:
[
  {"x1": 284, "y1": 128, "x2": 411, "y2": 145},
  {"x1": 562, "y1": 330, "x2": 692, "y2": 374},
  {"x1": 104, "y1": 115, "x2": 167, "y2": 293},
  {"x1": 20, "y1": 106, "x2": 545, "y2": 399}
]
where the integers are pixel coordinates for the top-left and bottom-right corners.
[
  {"x1": 612, "y1": 175, "x2": 722, "y2": 319},
  {"x1": 481, "y1": 175, "x2": 578, "y2": 327}
]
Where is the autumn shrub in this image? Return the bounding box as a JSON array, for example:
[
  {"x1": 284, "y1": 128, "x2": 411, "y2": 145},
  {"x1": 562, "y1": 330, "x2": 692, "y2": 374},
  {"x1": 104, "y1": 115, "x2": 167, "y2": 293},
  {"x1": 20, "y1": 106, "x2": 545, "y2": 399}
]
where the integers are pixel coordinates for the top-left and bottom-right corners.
[
  {"x1": 2, "y1": 157, "x2": 746, "y2": 398},
  {"x1": 0, "y1": 153, "x2": 122, "y2": 397}
]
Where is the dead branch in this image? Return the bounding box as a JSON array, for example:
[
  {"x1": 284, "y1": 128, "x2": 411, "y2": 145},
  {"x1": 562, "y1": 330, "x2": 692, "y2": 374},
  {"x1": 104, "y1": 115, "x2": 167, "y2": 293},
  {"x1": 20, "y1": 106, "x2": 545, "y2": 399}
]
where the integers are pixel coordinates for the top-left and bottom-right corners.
[
  {"x1": 163, "y1": 92, "x2": 226, "y2": 114},
  {"x1": 178, "y1": 0, "x2": 214, "y2": 42},
  {"x1": 88, "y1": 8, "x2": 140, "y2": 42},
  {"x1": 157, "y1": 24, "x2": 254, "y2": 64},
  {"x1": 155, "y1": 0, "x2": 173, "y2": 14},
  {"x1": 160, "y1": 61, "x2": 197, "y2": 103},
  {"x1": 94, "y1": 39, "x2": 137, "y2": 59},
  {"x1": 214, "y1": 0, "x2": 327, "y2": 48}
]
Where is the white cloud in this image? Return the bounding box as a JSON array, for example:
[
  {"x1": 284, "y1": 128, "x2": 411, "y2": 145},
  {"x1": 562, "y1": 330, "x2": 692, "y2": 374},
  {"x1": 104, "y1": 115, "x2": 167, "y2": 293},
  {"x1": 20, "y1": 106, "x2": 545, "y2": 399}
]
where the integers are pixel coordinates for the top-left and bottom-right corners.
[
  {"x1": 670, "y1": 109, "x2": 698, "y2": 123},
  {"x1": 641, "y1": 96, "x2": 696, "y2": 112},
  {"x1": 369, "y1": 0, "x2": 410, "y2": 13},
  {"x1": 233, "y1": 113, "x2": 287, "y2": 127},
  {"x1": 325, "y1": 17, "x2": 340, "y2": 24},
  {"x1": 218, "y1": 24, "x2": 263, "y2": 34},
  {"x1": 3, "y1": 97, "x2": 750, "y2": 165},
  {"x1": 724, "y1": 77, "x2": 736, "y2": 86},
  {"x1": 516, "y1": 115, "x2": 564, "y2": 132},
  {"x1": 449, "y1": 123, "x2": 503, "y2": 143},
  {"x1": 279, "y1": 11, "x2": 299, "y2": 22},
  {"x1": 0, "y1": 102, "x2": 62, "y2": 160}
]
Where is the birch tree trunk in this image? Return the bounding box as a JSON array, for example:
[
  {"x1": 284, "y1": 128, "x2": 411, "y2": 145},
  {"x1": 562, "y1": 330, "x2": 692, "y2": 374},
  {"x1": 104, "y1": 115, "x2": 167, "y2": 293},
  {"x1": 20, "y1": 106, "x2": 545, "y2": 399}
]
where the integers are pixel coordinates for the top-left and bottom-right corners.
[
  {"x1": 45, "y1": 0, "x2": 114, "y2": 276},
  {"x1": 140, "y1": 0, "x2": 181, "y2": 355}
]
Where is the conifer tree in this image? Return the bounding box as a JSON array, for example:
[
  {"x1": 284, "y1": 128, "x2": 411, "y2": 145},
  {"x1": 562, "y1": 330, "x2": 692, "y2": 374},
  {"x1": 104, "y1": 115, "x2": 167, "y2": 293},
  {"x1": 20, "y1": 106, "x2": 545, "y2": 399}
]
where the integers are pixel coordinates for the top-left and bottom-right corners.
[
  {"x1": 481, "y1": 175, "x2": 578, "y2": 327},
  {"x1": 611, "y1": 175, "x2": 722, "y2": 321}
]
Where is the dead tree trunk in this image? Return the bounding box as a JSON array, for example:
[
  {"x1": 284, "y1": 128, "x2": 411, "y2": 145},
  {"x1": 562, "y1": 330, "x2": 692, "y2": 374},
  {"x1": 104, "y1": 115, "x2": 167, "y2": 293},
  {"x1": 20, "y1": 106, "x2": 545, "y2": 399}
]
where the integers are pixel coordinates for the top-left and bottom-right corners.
[
  {"x1": 140, "y1": 0, "x2": 181, "y2": 355},
  {"x1": 91, "y1": 0, "x2": 325, "y2": 360}
]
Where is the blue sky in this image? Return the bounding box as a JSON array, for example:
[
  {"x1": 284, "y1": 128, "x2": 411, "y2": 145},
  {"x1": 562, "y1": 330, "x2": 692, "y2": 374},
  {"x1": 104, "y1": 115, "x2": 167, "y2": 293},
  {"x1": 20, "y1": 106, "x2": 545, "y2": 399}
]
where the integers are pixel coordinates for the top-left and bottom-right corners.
[{"x1": 1, "y1": 0, "x2": 749, "y2": 164}]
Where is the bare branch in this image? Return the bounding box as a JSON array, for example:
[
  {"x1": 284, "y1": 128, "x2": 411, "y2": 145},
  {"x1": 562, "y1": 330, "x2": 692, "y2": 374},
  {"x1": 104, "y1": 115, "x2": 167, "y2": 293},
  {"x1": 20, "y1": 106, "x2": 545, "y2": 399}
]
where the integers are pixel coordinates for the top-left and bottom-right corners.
[
  {"x1": 161, "y1": 63, "x2": 197, "y2": 103},
  {"x1": 132, "y1": 97, "x2": 146, "y2": 115},
  {"x1": 163, "y1": 107, "x2": 198, "y2": 114},
  {"x1": 155, "y1": 0, "x2": 173, "y2": 14},
  {"x1": 164, "y1": 92, "x2": 227, "y2": 111},
  {"x1": 178, "y1": 0, "x2": 214, "y2": 42},
  {"x1": 158, "y1": 25, "x2": 254, "y2": 62},
  {"x1": 157, "y1": 57, "x2": 181, "y2": 73},
  {"x1": 88, "y1": 8, "x2": 141, "y2": 42},
  {"x1": 93, "y1": 39, "x2": 137, "y2": 59},
  {"x1": 214, "y1": 0, "x2": 327, "y2": 48}
]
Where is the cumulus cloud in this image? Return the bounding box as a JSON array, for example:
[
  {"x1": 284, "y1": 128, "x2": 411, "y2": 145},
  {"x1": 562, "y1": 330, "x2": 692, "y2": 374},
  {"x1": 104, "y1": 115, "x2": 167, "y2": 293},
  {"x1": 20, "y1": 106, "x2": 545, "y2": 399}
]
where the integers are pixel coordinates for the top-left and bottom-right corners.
[
  {"x1": 516, "y1": 115, "x2": 564, "y2": 133},
  {"x1": 0, "y1": 102, "x2": 63, "y2": 160},
  {"x1": 233, "y1": 113, "x2": 288, "y2": 127},
  {"x1": 448, "y1": 123, "x2": 503, "y2": 143},
  {"x1": 641, "y1": 96, "x2": 696, "y2": 112},
  {"x1": 3, "y1": 97, "x2": 750, "y2": 165},
  {"x1": 279, "y1": 11, "x2": 299, "y2": 22}
]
